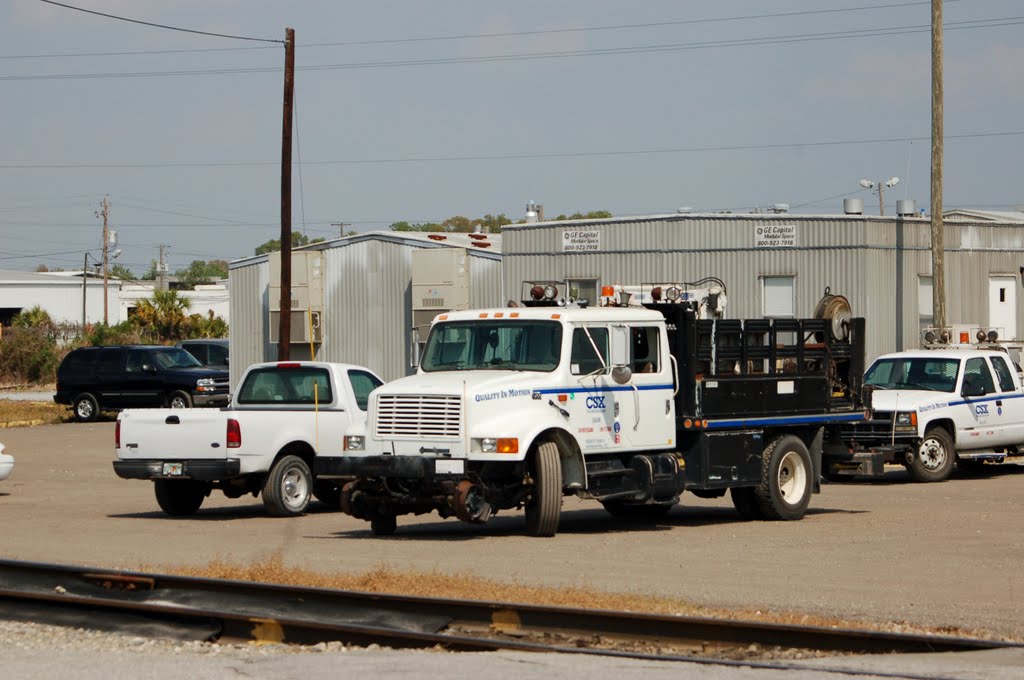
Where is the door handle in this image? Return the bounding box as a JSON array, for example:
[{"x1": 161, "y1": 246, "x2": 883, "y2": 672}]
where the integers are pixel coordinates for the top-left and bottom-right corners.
[{"x1": 165, "y1": 415, "x2": 180, "y2": 424}]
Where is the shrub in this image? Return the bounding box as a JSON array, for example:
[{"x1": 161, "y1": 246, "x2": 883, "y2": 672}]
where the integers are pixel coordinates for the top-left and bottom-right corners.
[{"x1": 0, "y1": 326, "x2": 61, "y2": 384}]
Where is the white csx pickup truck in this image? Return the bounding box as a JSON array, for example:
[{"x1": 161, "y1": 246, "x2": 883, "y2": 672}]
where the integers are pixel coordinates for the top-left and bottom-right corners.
[
  {"x1": 114, "y1": 361, "x2": 382, "y2": 516},
  {"x1": 828, "y1": 349, "x2": 1024, "y2": 482}
]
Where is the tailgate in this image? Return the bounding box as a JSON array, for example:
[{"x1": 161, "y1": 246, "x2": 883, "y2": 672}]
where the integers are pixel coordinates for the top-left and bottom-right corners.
[{"x1": 118, "y1": 409, "x2": 228, "y2": 460}]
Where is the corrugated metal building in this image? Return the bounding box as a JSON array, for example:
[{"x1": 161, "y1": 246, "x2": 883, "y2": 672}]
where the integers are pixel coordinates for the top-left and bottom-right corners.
[
  {"x1": 501, "y1": 210, "x2": 1024, "y2": 364},
  {"x1": 0, "y1": 270, "x2": 119, "y2": 327},
  {"x1": 228, "y1": 231, "x2": 503, "y2": 386}
]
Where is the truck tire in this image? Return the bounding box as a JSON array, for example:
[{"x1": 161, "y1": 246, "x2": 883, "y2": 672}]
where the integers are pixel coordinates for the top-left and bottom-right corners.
[
  {"x1": 906, "y1": 426, "x2": 955, "y2": 483},
  {"x1": 262, "y1": 455, "x2": 312, "y2": 517},
  {"x1": 754, "y1": 435, "x2": 813, "y2": 520},
  {"x1": 602, "y1": 501, "x2": 674, "y2": 521},
  {"x1": 154, "y1": 479, "x2": 207, "y2": 516},
  {"x1": 370, "y1": 514, "x2": 397, "y2": 536},
  {"x1": 167, "y1": 391, "x2": 193, "y2": 409},
  {"x1": 525, "y1": 441, "x2": 562, "y2": 537},
  {"x1": 729, "y1": 487, "x2": 764, "y2": 520},
  {"x1": 73, "y1": 393, "x2": 99, "y2": 423}
]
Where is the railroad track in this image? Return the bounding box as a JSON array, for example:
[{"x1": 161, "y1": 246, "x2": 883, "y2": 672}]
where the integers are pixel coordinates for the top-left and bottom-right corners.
[{"x1": 0, "y1": 558, "x2": 1018, "y2": 676}]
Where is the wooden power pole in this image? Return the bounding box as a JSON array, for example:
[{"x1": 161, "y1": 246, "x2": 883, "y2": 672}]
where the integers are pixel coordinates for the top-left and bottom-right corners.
[
  {"x1": 930, "y1": 0, "x2": 946, "y2": 330},
  {"x1": 278, "y1": 27, "x2": 295, "y2": 360},
  {"x1": 98, "y1": 196, "x2": 110, "y2": 325}
]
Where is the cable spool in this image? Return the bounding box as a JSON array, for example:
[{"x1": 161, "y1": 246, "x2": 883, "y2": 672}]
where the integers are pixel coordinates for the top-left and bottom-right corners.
[{"x1": 813, "y1": 287, "x2": 852, "y2": 341}]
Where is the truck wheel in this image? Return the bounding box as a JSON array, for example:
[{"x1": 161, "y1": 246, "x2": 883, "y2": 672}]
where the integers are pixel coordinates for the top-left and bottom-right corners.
[
  {"x1": 154, "y1": 479, "x2": 207, "y2": 516},
  {"x1": 525, "y1": 441, "x2": 562, "y2": 537},
  {"x1": 906, "y1": 427, "x2": 955, "y2": 483},
  {"x1": 754, "y1": 435, "x2": 813, "y2": 520},
  {"x1": 602, "y1": 501, "x2": 673, "y2": 521},
  {"x1": 168, "y1": 391, "x2": 193, "y2": 409},
  {"x1": 73, "y1": 393, "x2": 99, "y2": 423},
  {"x1": 729, "y1": 487, "x2": 764, "y2": 520},
  {"x1": 262, "y1": 455, "x2": 312, "y2": 516},
  {"x1": 313, "y1": 480, "x2": 342, "y2": 507},
  {"x1": 370, "y1": 514, "x2": 397, "y2": 536}
]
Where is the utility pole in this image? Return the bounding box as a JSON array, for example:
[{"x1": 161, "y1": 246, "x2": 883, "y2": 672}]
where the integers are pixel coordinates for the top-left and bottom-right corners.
[
  {"x1": 158, "y1": 244, "x2": 169, "y2": 291},
  {"x1": 930, "y1": 0, "x2": 946, "y2": 329},
  {"x1": 331, "y1": 222, "x2": 350, "y2": 238},
  {"x1": 278, "y1": 27, "x2": 295, "y2": 360},
  {"x1": 96, "y1": 196, "x2": 110, "y2": 324},
  {"x1": 82, "y1": 252, "x2": 88, "y2": 328}
]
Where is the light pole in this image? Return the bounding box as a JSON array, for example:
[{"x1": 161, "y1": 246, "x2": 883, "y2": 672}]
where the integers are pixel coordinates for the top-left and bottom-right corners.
[{"x1": 858, "y1": 177, "x2": 900, "y2": 216}]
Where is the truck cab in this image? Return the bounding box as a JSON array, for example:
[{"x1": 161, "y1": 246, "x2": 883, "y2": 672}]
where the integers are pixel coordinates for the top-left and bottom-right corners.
[{"x1": 321, "y1": 305, "x2": 684, "y2": 536}]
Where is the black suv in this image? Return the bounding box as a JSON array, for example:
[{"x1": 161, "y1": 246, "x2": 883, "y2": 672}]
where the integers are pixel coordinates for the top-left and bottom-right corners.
[
  {"x1": 54, "y1": 345, "x2": 230, "y2": 422},
  {"x1": 176, "y1": 339, "x2": 229, "y2": 369}
]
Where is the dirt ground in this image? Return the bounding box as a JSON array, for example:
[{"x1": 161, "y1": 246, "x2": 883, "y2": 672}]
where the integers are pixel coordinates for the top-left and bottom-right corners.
[{"x1": 2, "y1": 420, "x2": 1023, "y2": 639}]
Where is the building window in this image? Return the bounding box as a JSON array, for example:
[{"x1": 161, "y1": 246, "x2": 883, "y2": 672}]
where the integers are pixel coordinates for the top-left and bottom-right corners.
[
  {"x1": 566, "y1": 278, "x2": 598, "y2": 306},
  {"x1": 762, "y1": 276, "x2": 795, "y2": 318}
]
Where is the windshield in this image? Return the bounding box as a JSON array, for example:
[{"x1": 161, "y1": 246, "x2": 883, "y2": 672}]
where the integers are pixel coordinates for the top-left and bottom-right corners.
[
  {"x1": 864, "y1": 357, "x2": 960, "y2": 392},
  {"x1": 421, "y1": 320, "x2": 563, "y2": 372},
  {"x1": 151, "y1": 347, "x2": 204, "y2": 370}
]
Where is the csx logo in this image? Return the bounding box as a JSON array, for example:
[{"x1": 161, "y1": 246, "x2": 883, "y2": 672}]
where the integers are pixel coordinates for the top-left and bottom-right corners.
[
  {"x1": 586, "y1": 396, "x2": 606, "y2": 410},
  {"x1": 975, "y1": 404, "x2": 989, "y2": 415}
]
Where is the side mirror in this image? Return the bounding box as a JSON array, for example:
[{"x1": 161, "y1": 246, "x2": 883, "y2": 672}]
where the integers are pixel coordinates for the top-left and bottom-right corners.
[
  {"x1": 142, "y1": 363, "x2": 156, "y2": 373},
  {"x1": 609, "y1": 325, "x2": 630, "y2": 368},
  {"x1": 409, "y1": 328, "x2": 422, "y2": 369},
  {"x1": 961, "y1": 381, "x2": 986, "y2": 398},
  {"x1": 611, "y1": 365, "x2": 632, "y2": 385}
]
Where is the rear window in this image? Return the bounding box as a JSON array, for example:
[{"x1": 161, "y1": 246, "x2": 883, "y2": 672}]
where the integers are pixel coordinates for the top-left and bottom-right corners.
[
  {"x1": 61, "y1": 349, "x2": 95, "y2": 372},
  {"x1": 236, "y1": 366, "x2": 333, "y2": 405}
]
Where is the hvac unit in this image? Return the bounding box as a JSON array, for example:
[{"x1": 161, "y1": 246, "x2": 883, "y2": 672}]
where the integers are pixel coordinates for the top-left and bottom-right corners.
[{"x1": 268, "y1": 250, "x2": 325, "y2": 344}]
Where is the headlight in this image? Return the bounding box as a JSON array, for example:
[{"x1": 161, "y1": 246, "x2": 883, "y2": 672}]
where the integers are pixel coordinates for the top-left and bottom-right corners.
[
  {"x1": 895, "y1": 412, "x2": 917, "y2": 427},
  {"x1": 196, "y1": 378, "x2": 217, "y2": 392},
  {"x1": 344, "y1": 435, "x2": 365, "y2": 451},
  {"x1": 473, "y1": 437, "x2": 518, "y2": 454}
]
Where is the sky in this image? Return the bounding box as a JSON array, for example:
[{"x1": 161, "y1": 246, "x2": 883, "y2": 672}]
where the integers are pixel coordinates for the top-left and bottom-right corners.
[{"x1": 0, "y1": 0, "x2": 1021, "y2": 276}]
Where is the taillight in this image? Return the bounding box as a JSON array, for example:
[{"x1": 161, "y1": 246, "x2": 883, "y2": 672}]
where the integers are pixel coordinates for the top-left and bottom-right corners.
[
  {"x1": 115, "y1": 420, "x2": 121, "y2": 449},
  {"x1": 227, "y1": 418, "x2": 241, "y2": 448}
]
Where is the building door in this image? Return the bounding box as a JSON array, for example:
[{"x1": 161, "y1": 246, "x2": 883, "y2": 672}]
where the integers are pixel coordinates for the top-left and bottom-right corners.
[{"x1": 988, "y1": 276, "x2": 1017, "y2": 341}]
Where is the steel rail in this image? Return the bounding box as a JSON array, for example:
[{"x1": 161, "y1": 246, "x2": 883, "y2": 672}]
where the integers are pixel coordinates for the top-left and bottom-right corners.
[{"x1": 0, "y1": 558, "x2": 1017, "y2": 673}]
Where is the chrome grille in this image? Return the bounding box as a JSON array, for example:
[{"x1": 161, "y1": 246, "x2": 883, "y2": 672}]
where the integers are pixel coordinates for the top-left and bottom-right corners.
[{"x1": 375, "y1": 394, "x2": 462, "y2": 438}]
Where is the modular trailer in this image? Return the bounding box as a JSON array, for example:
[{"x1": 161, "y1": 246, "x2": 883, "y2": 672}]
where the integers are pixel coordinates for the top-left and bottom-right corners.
[{"x1": 317, "y1": 293, "x2": 868, "y2": 536}]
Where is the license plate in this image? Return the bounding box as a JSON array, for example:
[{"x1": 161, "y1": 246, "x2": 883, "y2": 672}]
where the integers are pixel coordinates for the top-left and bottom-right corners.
[
  {"x1": 162, "y1": 462, "x2": 184, "y2": 476},
  {"x1": 434, "y1": 459, "x2": 464, "y2": 475}
]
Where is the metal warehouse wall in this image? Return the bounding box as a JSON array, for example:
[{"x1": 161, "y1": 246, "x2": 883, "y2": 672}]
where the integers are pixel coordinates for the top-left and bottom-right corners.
[
  {"x1": 502, "y1": 214, "x2": 892, "y2": 361},
  {"x1": 229, "y1": 238, "x2": 503, "y2": 385},
  {"x1": 227, "y1": 258, "x2": 270, "y2": 389}
]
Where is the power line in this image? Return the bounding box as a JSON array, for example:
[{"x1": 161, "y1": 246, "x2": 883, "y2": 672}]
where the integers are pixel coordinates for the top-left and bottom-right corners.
[
  {"x1": 3, "y1": 16, "x2": 1020, "y2": 82},
  {"x1": 37, "y1": 0, "x2": 284, "y2": 44},
  {"x1": 1, "y1": 130, "x2": 1020, "y2": 170},
  {"x1": 5, "y1": 1, "x2": 949, "y2": 60}
]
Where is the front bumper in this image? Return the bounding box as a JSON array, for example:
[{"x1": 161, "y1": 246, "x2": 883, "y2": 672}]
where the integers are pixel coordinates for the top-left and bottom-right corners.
[
  {"x1": 113, "y1": 458, "x2": 240, "y2": 481},
  {"x1": 316, "y1": 455, "x2": 467, "y2": 480},
  {"x1": 193, "y1": 393, "x2": 229, "y2": 407}
]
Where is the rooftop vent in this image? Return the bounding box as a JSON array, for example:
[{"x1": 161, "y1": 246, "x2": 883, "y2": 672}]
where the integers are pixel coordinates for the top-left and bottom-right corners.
[
  {"x1": 525, "y1": 200, "x2": 539, "y2": 223},
  {"x1": 677, "y1": 206, "x2": 693, "y2": 214},
  {"x1": 768, "y1": 203, "x2": 790, "y2": 214},
  {"x1": 844, "y1": 198, "x2": 864, "y2": 215},
  {"x1": 896, "y1": 199, "x2": 917, "y2": 217}
]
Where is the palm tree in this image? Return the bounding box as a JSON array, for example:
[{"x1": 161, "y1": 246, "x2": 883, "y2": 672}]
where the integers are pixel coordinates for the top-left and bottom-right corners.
[{"x1": 132, "y1": 290, "x2": 191, "y2": 342}]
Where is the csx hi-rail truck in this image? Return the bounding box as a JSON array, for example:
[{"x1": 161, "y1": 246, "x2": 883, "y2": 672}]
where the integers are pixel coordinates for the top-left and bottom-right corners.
[{"x1": 317, "y1": 284, "x2": 867, "y2": 536}]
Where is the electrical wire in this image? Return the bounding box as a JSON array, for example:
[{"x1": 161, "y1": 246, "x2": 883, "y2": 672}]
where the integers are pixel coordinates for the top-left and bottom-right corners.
[
  {"x1": 37, "y1": 0, "x2": 284, "y2": 44},
  {"x1": 1, "y1": 130, "x2": 1020, "y2": 170},
  {"x1": 3, "y1": 16, "x2": 1020, "y2": 81},
  {"x1": 6, "y1": 1, "x2": 952, "y2": 60}
]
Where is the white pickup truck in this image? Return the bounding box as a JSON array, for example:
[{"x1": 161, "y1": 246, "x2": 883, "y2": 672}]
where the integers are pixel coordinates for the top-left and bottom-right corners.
[
  {"x1": 828, "y1": 349, "x2": 1024, "y2": 482},
  {"x1": 114, "y1": 361, "x2": 383, "y2": 516}
]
